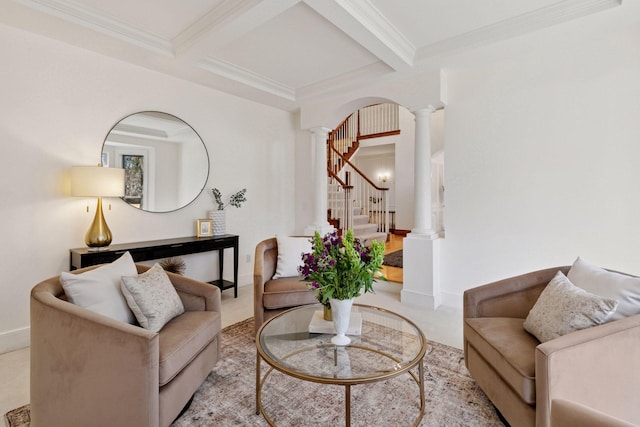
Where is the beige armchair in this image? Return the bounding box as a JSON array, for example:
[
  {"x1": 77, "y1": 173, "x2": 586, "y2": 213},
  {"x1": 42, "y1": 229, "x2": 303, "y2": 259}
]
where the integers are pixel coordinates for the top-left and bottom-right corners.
[
  {"x1": 551, "y1": 399, "x2": 637, "y2": 427},
  {"x1": 253, "y1": 237, "x2": 317, "y2": 333},
  {"x1": 30, "y1": 264, "x2": 222, "y2": 427},
  {"x1": 464, "y1": 266, "x2": 640, "y2": 427}
]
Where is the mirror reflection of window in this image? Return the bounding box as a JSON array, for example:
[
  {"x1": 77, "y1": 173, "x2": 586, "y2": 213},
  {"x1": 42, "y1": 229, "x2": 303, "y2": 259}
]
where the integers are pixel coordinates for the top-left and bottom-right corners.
[{"x1": 123, "y1": 154, "x2": 144, "y2": 208}]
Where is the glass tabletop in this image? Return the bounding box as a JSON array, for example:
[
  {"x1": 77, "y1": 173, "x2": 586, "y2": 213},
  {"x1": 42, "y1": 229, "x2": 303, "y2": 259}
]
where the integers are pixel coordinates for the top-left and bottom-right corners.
[{"x1": 256, "y1": 304, "x2": 426, "y2": 384}]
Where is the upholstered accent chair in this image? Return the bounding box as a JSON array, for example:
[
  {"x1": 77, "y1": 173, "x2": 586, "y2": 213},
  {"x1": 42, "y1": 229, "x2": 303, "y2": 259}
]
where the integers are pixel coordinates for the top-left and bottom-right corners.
[
  {"x1": 551, "y1": 399, "x2": 637, "y2": 427},
  {"x1": 30, "y1": 264, "x2": 222, "y2": 427},
  {"x1": 254, "y1": 237, "x2": 317, "y2": 333},
  {"x1": 464, "y1": 266, "x2": 640, "y2": 427}
]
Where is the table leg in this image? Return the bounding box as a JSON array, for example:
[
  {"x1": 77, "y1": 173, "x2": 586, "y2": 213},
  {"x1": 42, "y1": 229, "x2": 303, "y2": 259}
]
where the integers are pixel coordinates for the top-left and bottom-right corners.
[
  {"x1": 218, "y1": 249, "x2": 224, "y2": 289},
  {"x1": 233, "y1": 241, "x2": 238, "y2": 298},
  {"x1": 419, "y1": 356, "x2": 425, "y2": 418},
  {"x1": 345, "y1": 384, "x2": 351, "y2": 427},
  {"x1": 255, "y1": 351, "x2": 261, "y2": 415}
]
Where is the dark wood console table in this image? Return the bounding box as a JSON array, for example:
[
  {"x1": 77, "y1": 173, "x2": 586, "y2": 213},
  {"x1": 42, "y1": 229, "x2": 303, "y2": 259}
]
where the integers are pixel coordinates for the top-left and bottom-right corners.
[{"x1": 70, "y1": 234, "x2": 239, "y2": 297}]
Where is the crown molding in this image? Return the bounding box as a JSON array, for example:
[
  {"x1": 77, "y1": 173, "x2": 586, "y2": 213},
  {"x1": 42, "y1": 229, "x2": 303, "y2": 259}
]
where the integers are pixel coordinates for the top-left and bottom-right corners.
[
  {"x1": 417, "y1": 0, "x2": 621, "y2": 60},
  {"x1": 197, "y1": 57, "x2": 296, "y2": 101},
  {"x1": 14, "y1": 0, "x2": 173, "y2": 56},
  {"x1": 296, "y1": 61, "x2": 391, "y2": 103},
  {"x1": 172, "y1": 0, "x2": 260, "y2": 55}
]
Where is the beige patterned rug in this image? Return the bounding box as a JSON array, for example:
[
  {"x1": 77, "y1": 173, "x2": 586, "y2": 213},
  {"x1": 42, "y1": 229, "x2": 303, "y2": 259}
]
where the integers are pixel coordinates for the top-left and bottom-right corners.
[{"x1": 5, "y1": 318, "x2": 504, "y2": 427}]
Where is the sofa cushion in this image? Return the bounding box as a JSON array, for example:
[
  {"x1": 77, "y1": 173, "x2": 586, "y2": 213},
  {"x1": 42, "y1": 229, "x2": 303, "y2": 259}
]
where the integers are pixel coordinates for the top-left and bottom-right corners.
[
  {"x1": 464, "y1": 317, "x2": 539, "y2": 404},
  {"x1": 121, "y1": 263, "x2": 185, "y2": 333},
  {"x1": 272, "y1": 235, "x2": 312, "y2": 279},
  {"x1": 524, "y1": 271, "x2": 618, "y2": 343},
  {"x1": 263, "y1": 276, "x2": 317, "y2": 309},
  {"x1": 568, "y1": 257, "x2": 640, "y2": 321},
  {"x1": 59, "y1": 251, "x2": 137, "y2": 324},
  {"x1": 158, "y1": 311, "x2": 221, "y2": 386}
]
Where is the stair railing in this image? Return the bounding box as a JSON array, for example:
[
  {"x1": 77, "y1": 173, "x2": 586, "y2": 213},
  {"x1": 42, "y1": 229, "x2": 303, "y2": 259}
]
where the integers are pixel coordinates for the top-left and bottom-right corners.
[
  {"x1": 327, "y1": 169, "x2": 353, "y2": 233},
  {"x1": 328, "y1": 145, "x2": 389, "y2": 235},
  {"x1": 328, "y1": 103, "x2": 400, "y2": 175}
]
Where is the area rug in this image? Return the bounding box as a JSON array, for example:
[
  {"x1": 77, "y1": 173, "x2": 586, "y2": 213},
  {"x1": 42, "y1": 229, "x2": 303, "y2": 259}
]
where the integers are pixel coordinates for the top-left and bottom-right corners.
[
  {"x1": 383, "y1": 249, "x2": 403, "y2": 268},
  {"x1": 5, "y1": 318, "x2": 504, "y2": 427}
]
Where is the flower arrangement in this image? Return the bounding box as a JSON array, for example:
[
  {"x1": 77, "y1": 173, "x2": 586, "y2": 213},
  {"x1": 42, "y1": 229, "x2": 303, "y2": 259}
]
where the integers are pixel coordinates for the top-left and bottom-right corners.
[
  {"x1": 298, "y1": 229, "x2": 385, "y2": 305},
  {"x1": 211, "y1": 188, "x2": 247, "y2": 211}
]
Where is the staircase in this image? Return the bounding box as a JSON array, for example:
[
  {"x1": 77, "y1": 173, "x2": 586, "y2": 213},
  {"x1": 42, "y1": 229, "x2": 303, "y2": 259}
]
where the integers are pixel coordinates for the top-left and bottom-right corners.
[
  {"x1": 326, "y1": 103, "x2": 399, "y2": 244},
  {"x1": 327, "y1": 186, "x2": 387, "y2": 245}
]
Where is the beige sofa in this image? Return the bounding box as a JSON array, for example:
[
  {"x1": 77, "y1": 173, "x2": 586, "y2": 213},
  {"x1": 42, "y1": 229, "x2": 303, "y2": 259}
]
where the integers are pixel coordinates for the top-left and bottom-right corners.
[
  {"x1": 253, "y1": 237, "x2": 317, "y2": 333},
  {"x1": 30, "y1": 264, "x2": 222, "y2": 427},
  {"x1": 464, "y1": 266, "x2": 640, "y2": 427}
]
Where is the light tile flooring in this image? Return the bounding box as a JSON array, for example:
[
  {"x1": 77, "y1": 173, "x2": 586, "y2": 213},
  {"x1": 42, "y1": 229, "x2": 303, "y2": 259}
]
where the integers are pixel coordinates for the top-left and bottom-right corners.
[{"x1": 0, "y1": 240, "x2": 462, "y2": 420}]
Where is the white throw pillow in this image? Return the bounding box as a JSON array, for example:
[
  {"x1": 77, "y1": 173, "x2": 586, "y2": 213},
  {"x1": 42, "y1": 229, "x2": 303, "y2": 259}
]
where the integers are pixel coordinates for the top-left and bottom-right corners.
[
  {"x1": 121, "y1": 263, "x2": 185, "y2": 332},
  {"x1": 272, "y1": 235, "x2": 312, "y2": 279},
  {"x1": 60, "y1": 251, "x2": 137, "y2": 324},
  {"x1": 567, "y1": 257, "x2": 640, "y2": 321},
  {"x1": 523, "y1": 271, "x2": 618, "y2": 343}
]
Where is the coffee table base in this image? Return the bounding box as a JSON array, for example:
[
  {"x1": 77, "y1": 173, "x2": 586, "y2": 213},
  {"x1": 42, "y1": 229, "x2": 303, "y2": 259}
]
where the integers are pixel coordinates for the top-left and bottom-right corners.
[{"x1": 255, "y1": 351, "x2": 425, "y2": 427}]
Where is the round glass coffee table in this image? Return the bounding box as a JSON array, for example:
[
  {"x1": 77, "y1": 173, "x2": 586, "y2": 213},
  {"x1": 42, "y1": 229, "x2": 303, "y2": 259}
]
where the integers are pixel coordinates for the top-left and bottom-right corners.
[{"x1": 255, "y1": 304, "x2": 427, "y2": 426}]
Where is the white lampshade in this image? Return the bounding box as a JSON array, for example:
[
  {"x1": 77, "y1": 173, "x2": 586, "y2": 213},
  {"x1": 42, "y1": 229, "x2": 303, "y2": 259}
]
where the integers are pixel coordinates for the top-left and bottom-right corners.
[{"x1": 70, "y1": 166, "x2": 125, "y2": 197}]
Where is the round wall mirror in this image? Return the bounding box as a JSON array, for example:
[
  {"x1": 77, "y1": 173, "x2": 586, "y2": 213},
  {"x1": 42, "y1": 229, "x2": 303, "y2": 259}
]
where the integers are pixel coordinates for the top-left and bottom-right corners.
[{"x1": 102, "y1": 111, "x2": 209, "y2": 213}]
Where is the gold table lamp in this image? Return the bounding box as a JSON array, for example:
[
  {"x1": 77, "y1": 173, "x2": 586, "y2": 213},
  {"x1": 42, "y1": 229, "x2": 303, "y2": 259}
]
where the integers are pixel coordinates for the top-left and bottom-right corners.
[{"x1": 71, "y1": 165, "x2": 125, "y2": 250}]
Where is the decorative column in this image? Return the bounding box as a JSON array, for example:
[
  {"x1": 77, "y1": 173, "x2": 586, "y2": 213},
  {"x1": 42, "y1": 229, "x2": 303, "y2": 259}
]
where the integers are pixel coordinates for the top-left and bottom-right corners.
[
  {"x1": 401, "y1": 106, "x2": 441, "y2": 309},
  {"x1": 411, "y1": 107, "x2": 437, "y2": 236},
  {"x1": 304, "y1": 127, "x2": 335, "y2": 236}
]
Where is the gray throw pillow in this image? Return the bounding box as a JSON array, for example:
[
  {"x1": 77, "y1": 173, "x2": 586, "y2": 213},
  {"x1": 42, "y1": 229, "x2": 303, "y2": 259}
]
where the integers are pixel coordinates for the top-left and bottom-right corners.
[{"x1": 568, "y1": 257, "x2": 640, "y2": 321}]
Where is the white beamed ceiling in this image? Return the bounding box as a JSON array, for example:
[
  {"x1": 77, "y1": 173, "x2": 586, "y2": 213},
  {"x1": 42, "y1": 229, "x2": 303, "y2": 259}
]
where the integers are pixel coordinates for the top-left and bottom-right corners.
[{"x1": 0, "y1": 0, "x2": 623, "y2": 111}]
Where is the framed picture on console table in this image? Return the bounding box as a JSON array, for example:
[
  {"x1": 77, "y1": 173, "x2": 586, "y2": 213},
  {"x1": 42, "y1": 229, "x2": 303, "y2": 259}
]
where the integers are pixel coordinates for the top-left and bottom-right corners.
[{"x1": 196, "y1": 219, "x2": 213, "y2": 237}]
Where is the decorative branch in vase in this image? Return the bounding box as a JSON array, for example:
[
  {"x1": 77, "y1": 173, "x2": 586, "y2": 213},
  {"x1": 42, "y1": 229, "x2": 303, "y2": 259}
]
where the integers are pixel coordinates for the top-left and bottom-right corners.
[{"x1": 208, "y1": 188, "x2": 247, "y2": 235}]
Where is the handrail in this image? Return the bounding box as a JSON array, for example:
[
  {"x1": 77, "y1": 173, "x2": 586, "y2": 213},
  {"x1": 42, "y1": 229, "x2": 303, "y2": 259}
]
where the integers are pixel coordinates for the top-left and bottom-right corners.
[
  {"x1": 329, "y1": 145, "x2": 388, "y2": 192},
  {"x1": 327, "y1": 168, "x2": 352, "y2": 189}
]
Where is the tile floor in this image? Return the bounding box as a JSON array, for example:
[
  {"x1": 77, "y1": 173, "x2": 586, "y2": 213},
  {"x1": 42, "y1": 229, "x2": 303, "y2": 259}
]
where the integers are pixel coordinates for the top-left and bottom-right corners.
[{"x1": 0, "y1": 263, "x2": 462, "y2": 420}]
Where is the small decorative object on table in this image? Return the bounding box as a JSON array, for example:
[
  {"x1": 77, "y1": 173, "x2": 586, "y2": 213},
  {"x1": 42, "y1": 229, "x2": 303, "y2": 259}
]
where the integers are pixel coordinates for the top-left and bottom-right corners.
[
  {"x1": 208, "y1": 188, "x2": 247, "y2": 235},
  {"x1": 196, "y1": 219, "x2": 213, "y2": 237},
  {"x1": 159, "y1": 257, "x2": 186, "y2": 275},
  {"x1": 299, "y1": 229, "x2": 385, "y2": 345}
]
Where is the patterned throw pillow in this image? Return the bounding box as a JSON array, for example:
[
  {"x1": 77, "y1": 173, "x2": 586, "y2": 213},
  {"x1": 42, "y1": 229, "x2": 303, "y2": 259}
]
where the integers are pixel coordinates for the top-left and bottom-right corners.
[
  {"x1": 121, "y1": 263, "x2": 185, "y2": 332},
  {"x1": 523, "y1": 271, "x2": 618, "y2": 343}
]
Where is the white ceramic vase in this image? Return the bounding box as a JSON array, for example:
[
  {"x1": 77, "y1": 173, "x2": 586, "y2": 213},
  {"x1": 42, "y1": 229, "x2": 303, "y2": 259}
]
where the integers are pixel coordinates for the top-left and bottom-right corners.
[
  {"x1": 329, "y1": 298, "x2": 354, "y2": 346},
  {"x1": 208, "y1": 210, "x2": 226, "y2": 235}
]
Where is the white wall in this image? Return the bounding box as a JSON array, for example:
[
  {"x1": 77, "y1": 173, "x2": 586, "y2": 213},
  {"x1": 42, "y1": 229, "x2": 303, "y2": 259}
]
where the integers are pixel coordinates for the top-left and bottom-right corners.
[
  {"x1": 0, "y1": 24, "x2": 297, "y2": 352},
  {"x1": 353, "y1": 151, "x2": 395, "y2": 204},
  {"x1": 440, "y1": 19, "x2": 640, "y2": 304}
]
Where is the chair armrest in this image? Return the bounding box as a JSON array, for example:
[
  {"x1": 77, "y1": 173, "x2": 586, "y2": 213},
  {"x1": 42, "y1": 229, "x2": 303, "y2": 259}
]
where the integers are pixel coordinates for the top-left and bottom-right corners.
[
  {"x1": 166, "y1": 270, "x2": 221, "y2": 313},
  {"x1": 463, "y1": 266, "x2": 568, "y2": 319},
  {"x1": 536, "y1": 314, "x2": 640, "y2": 427},
  {"x1": 551, "y1": 399, "x2": 636, "y2": 427},
  {"x1": 254, "y1": 238, "x2": 278, "y2": 328},
  {"x1": 30, "y1": 280, "x2": 160, "y2": 427}
]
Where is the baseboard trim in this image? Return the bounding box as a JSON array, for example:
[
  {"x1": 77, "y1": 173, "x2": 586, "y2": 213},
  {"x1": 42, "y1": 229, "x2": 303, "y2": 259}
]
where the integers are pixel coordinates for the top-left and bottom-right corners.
[{"x1": 0, "y1": 326, "x2": 30, "y2": 355}]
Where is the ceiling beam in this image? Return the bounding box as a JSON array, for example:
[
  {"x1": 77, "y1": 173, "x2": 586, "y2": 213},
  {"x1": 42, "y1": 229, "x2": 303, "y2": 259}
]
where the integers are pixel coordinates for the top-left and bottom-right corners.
[{"x1": 304, "y1": 0, "x2": 415, "y2": 71}]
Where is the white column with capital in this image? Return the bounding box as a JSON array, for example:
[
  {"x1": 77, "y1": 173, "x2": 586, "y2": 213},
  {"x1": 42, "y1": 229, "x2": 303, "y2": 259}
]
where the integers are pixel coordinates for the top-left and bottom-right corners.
[
  {"x1": 401, "y1": 106, "x2": 441, "y2": 309},
  {"x1": 304, "y1": 127, "x2": 335, "y2": 236}
]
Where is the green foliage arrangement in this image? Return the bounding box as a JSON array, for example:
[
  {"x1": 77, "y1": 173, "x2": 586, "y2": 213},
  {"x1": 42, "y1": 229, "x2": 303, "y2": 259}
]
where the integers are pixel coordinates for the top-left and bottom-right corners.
[
  {"x1": 211, "y1": 188, "x2": 247, "y2": 211},
  {"x1": 298, "y1": 229, "x2": 385, "y2": 305}
]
